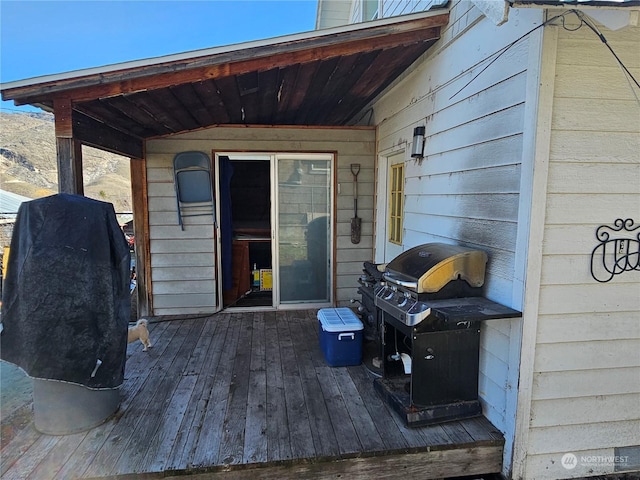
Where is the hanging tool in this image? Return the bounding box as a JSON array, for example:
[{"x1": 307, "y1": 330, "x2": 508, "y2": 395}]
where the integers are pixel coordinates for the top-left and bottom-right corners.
[{"x1": 350, "y1": 163, "x2": 361, "y2": 244}]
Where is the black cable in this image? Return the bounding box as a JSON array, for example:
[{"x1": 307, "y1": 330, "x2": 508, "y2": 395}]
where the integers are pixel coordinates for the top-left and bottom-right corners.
[
  {"x1": 573, "y1": 10, "x2": 640, "y2": 90},
  {"x1": 138, "y1": 289, "x2": 254, "y2": 324},
  {"x1": 450, "y1": 9, "x2": 640, "y2": 100},
  {"x1": 449, "y1": 11, "x2": 573, "y2": 100}
]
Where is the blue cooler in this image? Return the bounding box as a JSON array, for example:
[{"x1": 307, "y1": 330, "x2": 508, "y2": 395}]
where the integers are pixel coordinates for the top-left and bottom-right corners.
[{"x1": 317, "y1": 308, "x2": 364, "y2": 367}]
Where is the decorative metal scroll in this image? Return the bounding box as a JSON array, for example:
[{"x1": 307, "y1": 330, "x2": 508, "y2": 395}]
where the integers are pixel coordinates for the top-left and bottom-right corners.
[{"x1": 590, "y1": 218, "x2": 640, "y2": 283}]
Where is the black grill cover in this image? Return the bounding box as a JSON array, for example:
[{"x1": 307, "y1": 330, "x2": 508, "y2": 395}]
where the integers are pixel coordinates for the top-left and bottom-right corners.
[{"x1": 1, "y1": 194, "x2": 130, "y2": 389}]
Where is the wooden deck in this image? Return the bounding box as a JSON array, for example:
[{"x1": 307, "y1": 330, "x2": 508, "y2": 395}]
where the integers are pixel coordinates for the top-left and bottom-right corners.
[{"x1": 1, "y1": 310, "x2": 504, "y2": 479}]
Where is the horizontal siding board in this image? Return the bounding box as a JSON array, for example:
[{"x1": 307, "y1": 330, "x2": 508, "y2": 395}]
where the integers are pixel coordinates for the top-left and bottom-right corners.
[
  {"x1": 475, "y1": 275, "x2": 515, "y2": 307},
  {"x1": 536, "y1": 313, "x2": 640, "y2": 344},
  {"x1": 538, "y1": 283, "x2": 640, "y2": 315},
  {"x1": 153, "y1": 280, "x2": 215, "y2": 295},
  {"x1": 150, "y1": 239, "x2": 215, "y2": 254},
  {"x1": 336, "y1": 194, "x2": 374, "y2": 211},
  {"x1": 335, "y1": 243, "x2": 374, "y2": 261},
  {"x1": 152, "y1": 266, "x2": 215, "y2": 282},
  {"x1": 545, "y1": 194, "x2": 640, "y2": 224},
  {"x1": 148, "y1": 139, "x2": 374, "y2": 156},
  {"x1": 542, "y1": 225, "x2": 640, "y2": 255},
  {"x1": 336, "y1": 261, "x2": 368, "y2": 276},
  {"x1": 551, "y1": 97, "x2": 640, "y2": 132},
  {"x1": 377, "y1": 59, "x2": 528, "y2": 156},
  {"x1": 154, "y1": 306, "x2": 217, "y2": 316},
  {"x1": 147, "y1": 167, "x2": 174, "y2": 182},
  {"x1": 152, "y1": 294, "x2": 216, "y2": 309},
  {"x1": 377, "y1": 18, "x2": 529, "y2": 129},
  {"x1": 404, "y1": 193, "x2": 519, "y2": 222},
  {"x1": 483, "y1": 317, "x2": 513, "y2": 338},
  {"x1": 402, "y1": 214, "x2": 518, "y2": 253},
  {"x1": 554, "y1": 64, "x2": 640, "y2": 100},
  {"x1": 151, "y1": 253, "x2": 216, "y2": 268},
  {"x1": 532, "y1": 367, "x2": 640, "y2": 400},
  {"x1": 478, "y1": 372, "x2": 507, "y2": 417},
  {"x1": 547, "y1": 163, "x2": 640, "y2": 194},
  {"x1": 422, "y1": 105, "x2": 525, "y2": 158},
  {"x1": 549, "y1": 130, "x2": 640, "y2": 164},
  {"x1": 336, "y1": 210, "x2": 374, "y2": 224},
  {"x1": 556, "y1": 42, "x2": 640, "y2": 69},
  {"x1": 148, "y1": 182, "x2": 181, "y2": 197},
  {"x1": 149, "y1": 211, "x2": 212, "y2": 226},
  {"x1": 480, "y1": 325, "x2": 510, "y2": 364},
  {"x1": 533, "y1": 339, "x2": 640, "y2": 372},
  {"x1": 404, "y1": 134, "x2": 524, "y2": 177},
  {"x1": 148, "y1": 196, "x2": 180, "y2": 212},
  {"x1": 393, "y1": 71, "x2": 527, "y2": 145},
  {"x1": 428, "y1": 72, "x2": 527, "y2": 138},
  {"x1": 540, "y1": 254, "x2": 639, "y2": 285},
  {"x1": 525, "y1": 448, "x2": 625, "y2": 480},
  {"x1": 148, "y1": 225, "x2": 214, "y2": 240},
  {"x1": 528, "y1": 420, "x2": 640, "y2": 455},
  {"x1": 530, "y1": 393, "x2": 640, "y2": 428},
  {"x1": 405, "y1": 164, "x2": 522, "y2": 195}
]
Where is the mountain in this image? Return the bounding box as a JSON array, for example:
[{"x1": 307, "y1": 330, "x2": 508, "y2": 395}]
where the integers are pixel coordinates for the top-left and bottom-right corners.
[{"x1": 0, "y1": 111, "x2": 132, "y2": 213}]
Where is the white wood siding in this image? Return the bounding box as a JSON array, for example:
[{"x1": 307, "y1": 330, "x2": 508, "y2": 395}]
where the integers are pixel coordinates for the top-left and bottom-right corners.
[
  {"x1": 522, "y1": 16, "x2": 640, "y2": 480},
  {"x1": 316, "y1": 0, "x2": 352, "y2": 29},
  {"x1": 372, "y1": 3, "x2": 539, "y2": 457},
  {"x1": 146, "y1": 127, "x2": 375, "y2": 315}
]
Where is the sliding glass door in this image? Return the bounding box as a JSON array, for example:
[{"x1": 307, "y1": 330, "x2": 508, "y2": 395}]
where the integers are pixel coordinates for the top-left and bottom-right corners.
[
  {"x1": 215, "y1": 152, "x2": 332, "y2": 309},
  {"x1": 275, "y1": 154, "x2": 332, "y2": 305}
]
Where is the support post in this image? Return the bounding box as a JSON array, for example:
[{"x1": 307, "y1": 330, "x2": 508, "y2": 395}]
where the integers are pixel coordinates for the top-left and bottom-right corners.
[
  {"x1": 53, "y1": 98, "x2": 83, "y2": 194},
  {"x1": 130, "y1": 156, "x2": 151, "y2": 316}
]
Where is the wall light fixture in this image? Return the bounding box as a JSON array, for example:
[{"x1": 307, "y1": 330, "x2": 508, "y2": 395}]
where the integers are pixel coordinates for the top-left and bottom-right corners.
[{"x1": 411, "y1": 126, "x2": 426, "y2": 158}]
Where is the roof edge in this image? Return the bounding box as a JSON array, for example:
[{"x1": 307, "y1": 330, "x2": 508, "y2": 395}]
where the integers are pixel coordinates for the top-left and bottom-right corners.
[
  {"x1": 1, "y1": 9, "x2": 449, "y2": 94},
  {"x1": 510, "y1": 0, "x2": 640, "y2": 8}
]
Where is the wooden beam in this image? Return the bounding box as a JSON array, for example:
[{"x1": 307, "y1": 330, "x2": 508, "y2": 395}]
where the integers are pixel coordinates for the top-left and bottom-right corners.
[
  {"x1": 72, "y1": 110, "x2": 144, "y2": 158},
  {"x1": 53, "y1": 98, "x2": 82, "y2": 194},
  {"x1": 5, "y1": 15, "x2": 446, "y2": 105},
  {"x1": 73, "y1": 140, "x2": 84, "y2": 195},
  {"x1": 130, "y1": 155, "x2": 152, "y2": 316},
  {"x1": 160, "y1": 444, "x2": 503, "y2": 480}
]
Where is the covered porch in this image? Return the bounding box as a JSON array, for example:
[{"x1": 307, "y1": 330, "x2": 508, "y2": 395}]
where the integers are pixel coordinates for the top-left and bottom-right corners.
[{"x1": 1, "y1": 310, "x2": 504, "y2": 479}]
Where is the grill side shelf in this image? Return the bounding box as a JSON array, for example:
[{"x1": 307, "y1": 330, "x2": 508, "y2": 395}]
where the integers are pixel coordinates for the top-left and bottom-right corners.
[{"x1": 426, "y1": 297, "x2": 522, "y2": 324}]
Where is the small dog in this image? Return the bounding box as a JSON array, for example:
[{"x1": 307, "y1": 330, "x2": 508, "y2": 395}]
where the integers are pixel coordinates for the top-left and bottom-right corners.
[{"x1": 128, "y1": 319, "x2": 152, "y2": 351}]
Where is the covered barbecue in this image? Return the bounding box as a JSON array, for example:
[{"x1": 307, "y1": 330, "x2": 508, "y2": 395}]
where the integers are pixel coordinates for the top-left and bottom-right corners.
[{"x1": 373, "y1": 243, "x2": 521, "y2": 427}]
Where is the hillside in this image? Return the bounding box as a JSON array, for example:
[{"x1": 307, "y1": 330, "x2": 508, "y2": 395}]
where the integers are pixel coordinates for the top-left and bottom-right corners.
[{"x1": 0, "y1": 111, "x2": 132, "y2": 213}]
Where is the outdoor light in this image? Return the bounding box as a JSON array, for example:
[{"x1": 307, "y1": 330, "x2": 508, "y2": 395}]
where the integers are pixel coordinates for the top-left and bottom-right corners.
[{"x1": 411, "y1": 126, "x2": 426, "y2": 158}]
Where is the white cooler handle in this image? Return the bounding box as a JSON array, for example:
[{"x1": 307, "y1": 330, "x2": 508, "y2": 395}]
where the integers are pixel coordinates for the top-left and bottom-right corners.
[{"x1": 338, "y1": 333, "x2": 355, "y2": 341}]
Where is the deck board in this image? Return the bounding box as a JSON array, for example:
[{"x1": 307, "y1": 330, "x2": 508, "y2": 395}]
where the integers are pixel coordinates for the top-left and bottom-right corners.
[
  {"x1": 164, "y1": 316, "x2": 221, "y2": 470},
  {"x1": 263, "y1": 311, "x2": 292, "y2": 462},
  {"x1": 1, "y1": 310, "x2": 505, "y2": 479}
]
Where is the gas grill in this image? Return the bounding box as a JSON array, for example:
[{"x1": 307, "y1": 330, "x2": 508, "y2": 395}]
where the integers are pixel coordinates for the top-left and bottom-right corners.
[
  {"x1": 356, "y1": 261, "x2": 385, "y2": 341},
  {"x1": 373, "y1": 243, "x2": 521, "y2": 427}
]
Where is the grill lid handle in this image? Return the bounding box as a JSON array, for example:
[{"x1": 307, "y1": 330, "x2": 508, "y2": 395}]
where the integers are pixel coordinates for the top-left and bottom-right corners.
[{"x1": 382, "y1": 273, "x2": 418, "y2": 290}]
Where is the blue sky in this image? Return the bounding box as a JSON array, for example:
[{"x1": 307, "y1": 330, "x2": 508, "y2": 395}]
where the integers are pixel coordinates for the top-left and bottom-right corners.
[{"x1": 0, "y1": 1, "x2": 319, "y2": 112}]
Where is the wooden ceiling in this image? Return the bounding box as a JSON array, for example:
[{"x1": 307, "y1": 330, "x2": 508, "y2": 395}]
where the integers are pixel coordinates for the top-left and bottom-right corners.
[{"x1": 1, "y1": 11, "x2": 449, "y2": 158}]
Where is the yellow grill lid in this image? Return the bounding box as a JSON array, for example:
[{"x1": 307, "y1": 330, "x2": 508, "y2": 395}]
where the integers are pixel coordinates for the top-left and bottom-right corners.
[{"x1": 384, "y1": 243, "x2": 488, "y2": 294}]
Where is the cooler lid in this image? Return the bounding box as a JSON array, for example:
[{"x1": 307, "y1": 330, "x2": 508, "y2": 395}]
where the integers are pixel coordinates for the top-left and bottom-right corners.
[{"x1": 318, "y1": 308, "x2": 364, "y2": 332}]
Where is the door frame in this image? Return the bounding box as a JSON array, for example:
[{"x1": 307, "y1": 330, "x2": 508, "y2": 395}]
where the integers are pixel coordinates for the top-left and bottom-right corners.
[
  {"x1": 374, "y1": 147, "x2": 406, "y2": 263},
  {"x1": 213, "y1": 151, "x2": 335, "y2": 311}
]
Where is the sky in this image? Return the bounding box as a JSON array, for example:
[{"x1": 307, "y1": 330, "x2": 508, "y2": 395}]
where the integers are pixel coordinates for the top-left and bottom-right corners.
[{"x1": 0, "y1": 0, "x2": 319, "y2": 112}]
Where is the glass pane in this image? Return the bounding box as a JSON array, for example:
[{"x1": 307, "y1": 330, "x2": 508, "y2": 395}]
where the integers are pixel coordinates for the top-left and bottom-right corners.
[{"x1": 278, "y1": 157, "x2": 331, "y2": 304}]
